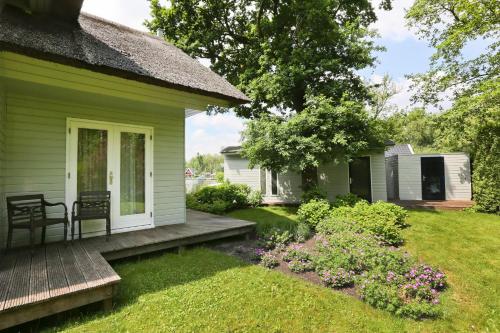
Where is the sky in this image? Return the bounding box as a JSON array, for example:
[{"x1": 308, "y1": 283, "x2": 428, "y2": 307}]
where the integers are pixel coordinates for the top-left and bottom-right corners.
[{"x1": 81, "y1": 0, "x2": 434, "y2": 160}]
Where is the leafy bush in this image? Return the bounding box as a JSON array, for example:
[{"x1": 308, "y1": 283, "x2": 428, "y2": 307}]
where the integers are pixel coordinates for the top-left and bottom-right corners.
[
  {"x1": 295, "y1": 222, "x2": 312, "y2": 243},
  {"x1": 259, "y1": 228, "x2": 294, "y2": 250},
  {"x1": 331, "y1": 193, "x2": 365, "y2": 208},
  {"x1": 282, "y1": 244, "x2": 311, "y2": 262},
  {"x1": 329, "y1": 201, "x2": 406, "y2": 245},
  {"x1": 248, "y1": 190, "x2": 263, "y2": 207},
  {"x1": 301, "y1": 185, "x2": 327, "y2": 203},
  {"x1": 187, "y1": 183, "x2": 252, "y2": 214},
  {"x1": 260, "y1": 252, "x2": 279, "y2": 269},
  {"x1": 288, "y1": 259, "x2": 314, "y2": 273},
  {"x1": 297, "y1": 199, "x2": 331, "y2": 229},
  {"x1": 319, "y1": 268, "x2": 355, "y2": 288}
]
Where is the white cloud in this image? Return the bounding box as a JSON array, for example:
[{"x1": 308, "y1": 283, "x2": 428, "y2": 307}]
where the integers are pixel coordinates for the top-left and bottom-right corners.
[
  {"x1": 186, "y1": 112, "x2": 245, "y2": 159},
  {"x1": 81, "y1": 0, "x2": 151, "y2": 31},
  {"x1": 371, "y1": 0, "x2": 416, "y2": 41}
]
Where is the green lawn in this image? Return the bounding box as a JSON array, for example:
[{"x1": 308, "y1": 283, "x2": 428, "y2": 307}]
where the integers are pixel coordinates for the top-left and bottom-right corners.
[{"x1": 44, "y1": 208, "x2": 499, "y2": 332}]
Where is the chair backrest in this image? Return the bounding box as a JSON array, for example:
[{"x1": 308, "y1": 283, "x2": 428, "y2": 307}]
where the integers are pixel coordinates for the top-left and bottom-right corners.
[
  {"x1": 6, "y1": 194, "x2": 46, "y2": 225},
  {"x1": 77, "y1": 191, "x2": 111, "y2": 219}
]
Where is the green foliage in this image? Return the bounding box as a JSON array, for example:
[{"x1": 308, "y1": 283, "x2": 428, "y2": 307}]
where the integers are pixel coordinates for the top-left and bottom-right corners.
[
  {"x1": 247, "y1": 190, "x2": 264, "y2": 208},
  {"x1": 435, "y1": 80, "x2": 500, "y2": 212},
  {"x1": 186, "y1": 183, "x2": 251, "y2": 214},
  {"x1": 215, "y1": 171, "x2": 225, "y2": 183},
  {"x1": 328, "y1": 201, "x2": 406, "y2": 245},
  {"x1": 259, "y1": 252, "x2": 280, "y2": 269},
  {"x1": 301, "y1": 185, "x2": 327, "y2": 203},
  {"x1": 406, "y1": 0, "x2": 499, "y2": 105},
  {"x1": 259, "y1": 228, "x2": 294, "y2": 250},
  {"x1": 186, "y1": 153, "x2": 223, "y2": 176},
  {"x1": 295, "y1": 222, "x2": 312, "y2": 243},
  {"x1": 331, "y1": 193, "x2": 366, "y2": 208},
  {"x1": 297, "y1": 199, "x2": 331, "y2": 229},
  {"x1": 242, "y1": 96, "x2": 386, "y2": 173},
  {"x1": 147, "y1": 0, "x2": 391, "y2": 118}
]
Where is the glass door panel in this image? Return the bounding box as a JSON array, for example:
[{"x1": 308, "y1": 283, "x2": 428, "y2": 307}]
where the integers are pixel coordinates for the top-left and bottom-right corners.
[
  {"x1": 120, "y1": 132, "x2": 146, "y2": 216},
  {"x1": 77, "y1": 128, "x2": 108, "y2": 193}
]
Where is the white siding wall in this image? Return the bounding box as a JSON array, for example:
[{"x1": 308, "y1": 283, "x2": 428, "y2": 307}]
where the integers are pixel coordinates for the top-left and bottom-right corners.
[
  {"x1": 224, "y1": 152, "x2": 388, "y2": 204},
  {"x1": 370, "y1": 153, "x2": 388, "y2": 202},
  {"x1": 264, "y1": 169, "x2": 302, "y2": 204},
  {"x1": 2, "y1": 93, "x2": 185, "y2": 246},
  {"x1": 223, "y1": 155, "x2": 261, "y2": 191},
  {"x1": 318, "y1": 161, "x2": 349, "y2": 201},
  {"x1": 398, "y1": 154, "x2": 472, "y2": 200}
]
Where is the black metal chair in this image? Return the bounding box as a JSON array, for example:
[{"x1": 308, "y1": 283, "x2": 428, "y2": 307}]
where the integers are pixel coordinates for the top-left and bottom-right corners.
[
  {"x1": 71, "y1": 191, "x2": 111, "y2": 241},
  {"x1": 6, "y1": 194, "x2": 68, "y2": 251}
]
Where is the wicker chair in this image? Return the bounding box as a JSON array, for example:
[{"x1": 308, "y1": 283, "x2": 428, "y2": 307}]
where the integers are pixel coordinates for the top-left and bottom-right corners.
[
  {"x1": 71, "y1": 191, "x2": 111, "y2": 241},
  {"x1": 6, "y1": 194, "x2": 68, "y2": 251}
]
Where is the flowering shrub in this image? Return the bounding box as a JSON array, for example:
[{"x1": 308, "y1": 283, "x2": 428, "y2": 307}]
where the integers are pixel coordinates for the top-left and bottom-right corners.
[
  {"x1": 359, "y1": 265, "x2": 447, "y2": 319},
  {"x1": 260, "y1": 252, "x2": 279, "y2": 269},
  {"x1": 288, "y1": 260, "x2": 314, "y2": 273},
  {"x1": 297, "y1": 199, "x2": 331, "y2": 228},
  {"x1": 248, "y1": 190, "x2": 264, "y2": 207},
  {"x1": 320, "y1": 268, "x2": 355, "y2": 288},
  {"x1": 251, "y1": 247, "x2": 266, "y2": 261},
  {"x1": 259, "y1": 228, "x2": 295, "y2": 250}
]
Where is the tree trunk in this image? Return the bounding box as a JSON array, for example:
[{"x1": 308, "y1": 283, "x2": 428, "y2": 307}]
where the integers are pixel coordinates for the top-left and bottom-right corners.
[{"x1": 301, "y1": 166, "x2": 318, "y2": 191}]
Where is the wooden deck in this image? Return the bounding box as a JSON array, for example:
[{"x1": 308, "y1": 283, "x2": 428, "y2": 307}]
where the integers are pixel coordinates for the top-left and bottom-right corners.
[
  {"x1": 0, "y1": 210, "x2": 255, "y2": 330},
  {"x1": 391, "y1": 200, "x2": 474, "y2": 210}
]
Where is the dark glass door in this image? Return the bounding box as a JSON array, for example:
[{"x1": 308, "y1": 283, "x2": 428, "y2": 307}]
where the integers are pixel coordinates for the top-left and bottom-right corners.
[
  {"x1": 421, "y1": 157, "x2": 445, "y2": 200},
  {"x1": 349, "y1": 157, "x2": 372, "y2": 202}
]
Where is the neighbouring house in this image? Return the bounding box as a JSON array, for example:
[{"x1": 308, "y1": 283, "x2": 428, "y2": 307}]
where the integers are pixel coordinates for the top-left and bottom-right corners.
[
  {"x1": 0, "y1": 3, "x2": 250, "y2": 247},
  {"x1": 385, "y1": 144, "x2": 472, "y2": 201},
  {"x1": 221, "y1": 146, "x2": 388, "y2": 204}
]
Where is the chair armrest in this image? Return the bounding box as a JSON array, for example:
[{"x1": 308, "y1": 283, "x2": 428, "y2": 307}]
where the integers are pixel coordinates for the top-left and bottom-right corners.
[
  {"x1": 8, "y1": 204, "x2": 32, "y2": 215},
  {"x1": 44, "y1": 201, "x2": 68, "y2": 214}
]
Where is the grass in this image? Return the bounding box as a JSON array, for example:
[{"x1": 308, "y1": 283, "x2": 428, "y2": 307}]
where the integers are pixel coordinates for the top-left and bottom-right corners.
[{"x1": 40, "y1": 208, "x2": 499, "y2": 332}]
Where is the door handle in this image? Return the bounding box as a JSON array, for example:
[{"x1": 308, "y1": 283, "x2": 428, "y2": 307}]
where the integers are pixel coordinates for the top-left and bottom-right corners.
[{"x1": 109, "y1": 171, "x2": 114, "y2": 185}]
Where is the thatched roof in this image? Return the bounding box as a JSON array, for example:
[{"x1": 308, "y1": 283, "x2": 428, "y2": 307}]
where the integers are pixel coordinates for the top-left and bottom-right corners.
[{"x1": 0, "y1": 6, "x2": 250, "y2": 105}]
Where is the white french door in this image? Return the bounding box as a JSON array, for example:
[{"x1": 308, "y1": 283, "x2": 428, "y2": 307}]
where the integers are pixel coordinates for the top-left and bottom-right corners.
[{"x1": 66, "y1": 119, "x2": 154, "y2": 236}]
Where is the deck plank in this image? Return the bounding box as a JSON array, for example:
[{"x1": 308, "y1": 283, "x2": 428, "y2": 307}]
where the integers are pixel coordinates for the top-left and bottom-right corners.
[
  {"x1": 71, "y1": 243, "x2": 104, "y2": 288},
  {"x1": 82, "y1": 247, "x2": 120, "y2": 285},
  {"x1": 3, "y1": 250, "x2": 31, "y2": 310},
  {"x1": 29, "y1": 247, "x2": 49, "y2": 303},
  {"x1": 58, "y1": 245, "x2": 87, "y2": 293},
  {"x1": 0, "y1": 254, "x2": 17, "y2": 311},
  {"x1": 46, "y1": 244, "x2": 70, "y2": 298}
]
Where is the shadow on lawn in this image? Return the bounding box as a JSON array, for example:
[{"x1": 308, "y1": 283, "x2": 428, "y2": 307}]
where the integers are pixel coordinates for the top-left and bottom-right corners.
[{"x1": 13, "y1": 246, "x2": 250, "y2": 333}]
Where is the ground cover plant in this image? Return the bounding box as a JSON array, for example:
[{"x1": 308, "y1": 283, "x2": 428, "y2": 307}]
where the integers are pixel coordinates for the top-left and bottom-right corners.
[{"x1": 236, "y1": 198, "x2": 446, "y2": 319}]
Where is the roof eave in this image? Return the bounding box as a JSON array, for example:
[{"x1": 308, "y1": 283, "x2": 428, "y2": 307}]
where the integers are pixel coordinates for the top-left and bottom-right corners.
[{"x1": 0, "y1": 43, "x2": 251, "y2": 107}]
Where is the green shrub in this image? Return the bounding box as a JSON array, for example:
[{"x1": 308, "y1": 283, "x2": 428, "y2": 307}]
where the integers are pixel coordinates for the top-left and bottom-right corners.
[
  {"x1": 282, "y1": 244, "x2": 311, "y2": 262},
  {"x1": 259, "y1": 227, "x2": 294, "y2": 250},
  {"x1": 295, "y1": 222, "x2": 312, "y2": 243},
  {"x1": 331, "y1": 193, "x2": 365, "y2": 208},
  {"x1": 288, "y1": 259, "x2": 314, "y2": 273},
  {"x1": 186, "y1": 183, "x2": 252, "y2": 214},
  {"x1": 369, "y1": 201, "x2": 409, "y2": 227},
  {"x1": 260, "y1": 252, "x2": 279, "y2": 268},
  {"x1": 297, "y1": 199, "x2": 331, "y2": 229},
  {"x1": 329, "y1": 201, "x2": 406, "y2": 245},
  {"x1": 301, "y1": 185, "x2": 327, "y2": 203},
  {"x1": 248, "y1": 190, "x2": 263, "y2": 207},
  {"x1": 319, "y1": 268, "x2": 355, "y2": 288}
]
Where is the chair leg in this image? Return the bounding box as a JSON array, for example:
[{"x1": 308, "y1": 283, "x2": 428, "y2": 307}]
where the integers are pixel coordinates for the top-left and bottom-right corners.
[
  {"x1": 106, "y1": 217, "x2": 111, "y2": 241},
  {"x1": 41, "y1": 226, "x2": 46, "y2": 245},
  {"x1": 6, "y1": 226, "x2": 13, "y2": 250},
  {"x1": 30, "y1": 227, "x2": 35, "y2": 255},
  {"x1": 63, "y1": 222, "x2": 68, "y2": 245},
  {"x1": 79, "y1": 220, "x2": 82, "y2": 240},
  {"x1": 71, "y1": 219, "x2": 75, "y2": 241}
]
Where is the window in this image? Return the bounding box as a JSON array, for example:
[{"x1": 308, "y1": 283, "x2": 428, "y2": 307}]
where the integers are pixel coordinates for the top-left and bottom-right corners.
[
  {"x1": 260, "y1": 169, "x2": 267, "y2": 195},
  {"x1": 271, "y1": 170, "x2": 278, "y2": 195}
]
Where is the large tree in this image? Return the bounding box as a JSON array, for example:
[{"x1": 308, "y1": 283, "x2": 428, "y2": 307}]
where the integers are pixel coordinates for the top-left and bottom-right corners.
[{"x1": 147, "y1": 0, "x2": 391, "y2": 188}]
